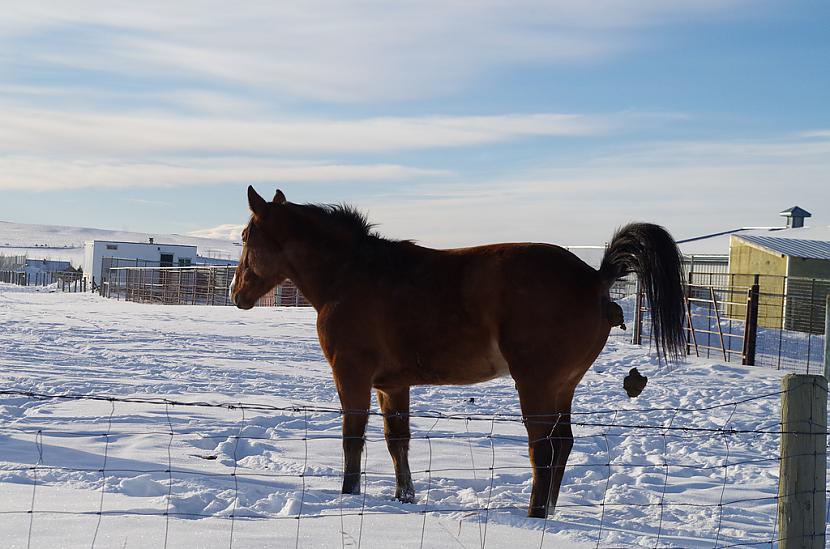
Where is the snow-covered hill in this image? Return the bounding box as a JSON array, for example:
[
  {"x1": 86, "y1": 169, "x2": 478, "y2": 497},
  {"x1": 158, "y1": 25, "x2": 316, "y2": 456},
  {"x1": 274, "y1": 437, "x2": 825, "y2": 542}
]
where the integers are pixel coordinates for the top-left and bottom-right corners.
[{"x1": 0, "y1": 220, "x2": 242, "y2": 267}]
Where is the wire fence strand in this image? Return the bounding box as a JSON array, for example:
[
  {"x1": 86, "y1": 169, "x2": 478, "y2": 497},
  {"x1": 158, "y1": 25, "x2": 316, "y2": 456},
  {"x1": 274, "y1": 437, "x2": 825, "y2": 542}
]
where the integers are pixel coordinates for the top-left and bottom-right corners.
[{"x1": 0, "y1": 387, "x2": 824, "y2": 548}]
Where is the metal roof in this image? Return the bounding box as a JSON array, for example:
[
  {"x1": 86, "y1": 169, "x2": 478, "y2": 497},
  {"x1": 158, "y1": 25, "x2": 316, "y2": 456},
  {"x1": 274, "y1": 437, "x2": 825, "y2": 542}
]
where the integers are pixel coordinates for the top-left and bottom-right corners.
[
  {"x1": 779, "y1": 206, "x2": 812, "y2": 217},
  {"x1": 678, "y1": 223, "x2": 830, "y2": 257},
  {"x1": 736, "y1": 234, "x2": 830, "y2": 260},
  {"x1": 676, "y1": 227, "x2": 782, "y2": 256},
  {"x1": 85, "y1": 239, "x2": 197, "y2": 249}
]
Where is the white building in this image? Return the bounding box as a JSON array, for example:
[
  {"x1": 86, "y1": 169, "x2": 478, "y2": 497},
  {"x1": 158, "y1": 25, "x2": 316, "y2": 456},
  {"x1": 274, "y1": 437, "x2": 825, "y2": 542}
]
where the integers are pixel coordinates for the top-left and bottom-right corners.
[{"x1": 83, "y1": 239, "x2": 197, "y2": 286}]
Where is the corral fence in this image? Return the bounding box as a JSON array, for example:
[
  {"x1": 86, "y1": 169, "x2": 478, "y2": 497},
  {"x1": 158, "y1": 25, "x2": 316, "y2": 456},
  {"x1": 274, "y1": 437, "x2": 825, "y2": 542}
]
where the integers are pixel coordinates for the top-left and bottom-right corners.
[
  {"x1": 0, "y1": 254, "x2": 27, "y2": 270},
  {"x1": 0, "y1": 269, "x2": 86, "y2": 292},
  {"x1": 97, "y1": 256, "x2": 238, "y2": 292},
  {"x1": 0, "y1": 374, "x2": 826, "y2": 548},
  {"x1": 101, "y1": 265, "x2": 309, "y2": 307},
  {"x1": 98, "y1": 262, "x2": 828, "y2": 373},
  {"x1": 611, "y1": 271, "x2": 829, "y2": 374}
]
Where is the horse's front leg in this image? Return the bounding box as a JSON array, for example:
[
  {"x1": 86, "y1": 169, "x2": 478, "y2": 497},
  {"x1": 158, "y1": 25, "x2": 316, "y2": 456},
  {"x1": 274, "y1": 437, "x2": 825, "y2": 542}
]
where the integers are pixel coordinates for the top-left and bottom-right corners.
[
  {"x1": 335, "y1": 374, "x2": 372, "y2": 495},
  {"x1": 377, "y1": 387, "x2": 415, "y2": 503}
]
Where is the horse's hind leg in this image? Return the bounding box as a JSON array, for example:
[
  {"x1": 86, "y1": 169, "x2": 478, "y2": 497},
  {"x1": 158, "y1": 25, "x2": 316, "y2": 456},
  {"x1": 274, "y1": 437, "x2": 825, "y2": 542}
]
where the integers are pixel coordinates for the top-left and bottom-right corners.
[
  {"x1": 548, "y1": 411, "x2": 573, "y2": 513},
  {"x1": 515, "y1": 381, "x2": 575, "y2": 518},
  {"x1": 377, "y1": 387, "x2": 415, "y2": 503}
]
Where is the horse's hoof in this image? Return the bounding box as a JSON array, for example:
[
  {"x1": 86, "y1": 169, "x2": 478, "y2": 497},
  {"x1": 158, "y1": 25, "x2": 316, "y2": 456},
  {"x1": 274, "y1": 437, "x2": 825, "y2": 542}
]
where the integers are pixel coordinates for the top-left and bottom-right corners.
[
  {"x1": 527, "y1": 505, "x2": 548, "y2": 518},
  {"x1": 395, "y1": 486, "x2": 415, "y2": 504},
  {"x1": 341, "y1": 481, "x2": 361, "y2": 495}
]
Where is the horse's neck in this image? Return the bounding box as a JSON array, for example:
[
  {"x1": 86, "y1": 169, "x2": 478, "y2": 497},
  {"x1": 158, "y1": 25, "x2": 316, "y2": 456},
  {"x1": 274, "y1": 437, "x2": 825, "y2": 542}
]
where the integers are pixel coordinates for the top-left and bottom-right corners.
[{"x1": 281, "y1": 236, "x2": 354, "y2": 309}]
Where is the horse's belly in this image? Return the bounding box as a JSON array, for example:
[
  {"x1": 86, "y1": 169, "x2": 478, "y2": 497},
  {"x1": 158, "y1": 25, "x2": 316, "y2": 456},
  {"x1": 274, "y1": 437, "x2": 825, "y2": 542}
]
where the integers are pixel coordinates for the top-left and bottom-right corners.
[{"x1": 419, "y1": 339, "x2": 511, "y2": 386}]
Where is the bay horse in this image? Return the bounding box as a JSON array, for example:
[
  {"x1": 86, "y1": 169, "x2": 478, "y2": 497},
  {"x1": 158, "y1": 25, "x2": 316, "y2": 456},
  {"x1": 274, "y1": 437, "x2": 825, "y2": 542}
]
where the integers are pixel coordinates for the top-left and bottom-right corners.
[{"x1": 231, "y1": 186, "x2": 685, "y2": 518}]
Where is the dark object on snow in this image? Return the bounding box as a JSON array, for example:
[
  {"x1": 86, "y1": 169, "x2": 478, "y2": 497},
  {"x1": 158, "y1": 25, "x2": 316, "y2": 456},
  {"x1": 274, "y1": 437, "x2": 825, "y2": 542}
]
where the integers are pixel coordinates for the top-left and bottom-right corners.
[
  {"x1": 623, "y1": 368, "x2": 648, "y2": 398},
  {"x1": 606, "y1": 300, "x2": 626, "y2": 330},
  {"x1": 467, "y1": 397, "x2": 475, "y2": 404}
]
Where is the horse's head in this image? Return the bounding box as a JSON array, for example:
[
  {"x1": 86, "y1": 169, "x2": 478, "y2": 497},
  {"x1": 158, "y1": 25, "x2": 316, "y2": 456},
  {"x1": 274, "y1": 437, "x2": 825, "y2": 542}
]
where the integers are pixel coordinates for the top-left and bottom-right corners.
[{"x1": 230, "y1": 186, "x2": 290, "y2": 310}]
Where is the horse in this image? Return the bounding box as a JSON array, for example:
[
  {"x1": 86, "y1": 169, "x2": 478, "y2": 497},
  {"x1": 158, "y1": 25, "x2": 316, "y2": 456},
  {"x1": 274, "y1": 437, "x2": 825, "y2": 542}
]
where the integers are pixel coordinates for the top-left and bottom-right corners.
[{"x1": 231, "y1": 186, "x2": 686, "y2": 518}]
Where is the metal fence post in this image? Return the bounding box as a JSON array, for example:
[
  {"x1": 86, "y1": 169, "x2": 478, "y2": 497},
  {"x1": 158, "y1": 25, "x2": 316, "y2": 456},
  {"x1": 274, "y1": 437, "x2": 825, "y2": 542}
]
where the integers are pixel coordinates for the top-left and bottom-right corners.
[
  {"x1": 825, "y1": 295, "x2": 830, "y2": 380},
  {"x1": 742, "y1": 274, "x2": 760, "y2": 366},
  {"x1": 632, "y1": 280, "x2": 643, "y2": 346}
]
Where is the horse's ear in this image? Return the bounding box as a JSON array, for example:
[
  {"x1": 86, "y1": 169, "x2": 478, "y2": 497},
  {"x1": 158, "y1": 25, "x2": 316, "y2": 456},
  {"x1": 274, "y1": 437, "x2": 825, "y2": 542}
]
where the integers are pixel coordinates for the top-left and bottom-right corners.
[
  {"x1": 247, "y1": 185, "x2": 268, "y2": 216},
  {"x1": 274, "y1": 189, "x2": 287, "y2": 205}
]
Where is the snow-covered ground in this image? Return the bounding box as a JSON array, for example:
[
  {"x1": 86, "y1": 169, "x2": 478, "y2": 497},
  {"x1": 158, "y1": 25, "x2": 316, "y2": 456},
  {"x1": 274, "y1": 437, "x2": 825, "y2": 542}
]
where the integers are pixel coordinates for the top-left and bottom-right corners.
[{"x1": 0, "y1": 283, "x2": 812, "y2": 548}]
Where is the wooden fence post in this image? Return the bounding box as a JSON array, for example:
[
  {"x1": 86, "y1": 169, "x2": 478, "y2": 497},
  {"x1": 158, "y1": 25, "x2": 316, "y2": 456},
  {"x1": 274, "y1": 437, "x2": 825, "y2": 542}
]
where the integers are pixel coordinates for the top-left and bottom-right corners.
[
  {"x1": 776, "y1": 297, "x2": 830, "y2": 549},
  {"x1": 778, "y1": 299, "x2": 829, "y2": 549},
  {"x1": 742, "y1": 274, "x2": 760, "y2": 366},
  {"x1": 778, "y1": 373, "x2": 827, "y2": 548}
]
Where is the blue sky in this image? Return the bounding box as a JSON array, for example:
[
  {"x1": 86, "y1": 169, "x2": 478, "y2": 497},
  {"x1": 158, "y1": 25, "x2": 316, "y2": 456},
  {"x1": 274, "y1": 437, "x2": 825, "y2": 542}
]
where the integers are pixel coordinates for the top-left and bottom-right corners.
[{"x1": 1, "y1": 1, "x2": 828, "y2": 246}]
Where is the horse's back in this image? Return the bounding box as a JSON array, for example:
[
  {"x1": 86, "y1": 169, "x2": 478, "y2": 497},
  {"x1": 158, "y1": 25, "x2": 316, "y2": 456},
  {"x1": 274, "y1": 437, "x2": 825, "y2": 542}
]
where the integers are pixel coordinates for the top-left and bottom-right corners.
[
  {"x1": 465, "y1": 242, "x2": 600, "y2": 286},
  {"x1": 441, "y1": 242, "x2": 604, "y2": 309},
  {"x1": 377, "y1": 241, "x2": 607, "y2": 338}
]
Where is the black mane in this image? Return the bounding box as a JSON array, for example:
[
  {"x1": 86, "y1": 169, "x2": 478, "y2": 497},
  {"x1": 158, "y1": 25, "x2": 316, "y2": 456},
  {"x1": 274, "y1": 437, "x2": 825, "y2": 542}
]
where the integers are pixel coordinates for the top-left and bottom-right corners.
[
  {"x1": 303, "y1": 203, "x2": 378, "y2": 239},
  {"x1": 297, "y1": 203, "x2": 419, "y2": 274},
  {"x1": 299, "y1": 202, "x2": 422, "y2": 248}
]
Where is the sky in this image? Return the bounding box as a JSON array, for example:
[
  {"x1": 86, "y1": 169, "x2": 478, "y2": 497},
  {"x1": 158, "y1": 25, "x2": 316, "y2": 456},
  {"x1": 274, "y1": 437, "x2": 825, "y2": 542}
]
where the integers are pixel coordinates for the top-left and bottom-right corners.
[{"x1": 1, "y1": 1, "x2": 828, "y2": 247}]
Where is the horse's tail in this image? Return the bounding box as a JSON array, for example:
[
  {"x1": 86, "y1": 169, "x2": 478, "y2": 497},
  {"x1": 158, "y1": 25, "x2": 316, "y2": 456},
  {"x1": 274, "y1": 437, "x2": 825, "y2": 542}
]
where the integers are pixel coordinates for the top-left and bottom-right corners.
[{"x1": 599, "y1": 223, "x2": 686, "y2": 362}]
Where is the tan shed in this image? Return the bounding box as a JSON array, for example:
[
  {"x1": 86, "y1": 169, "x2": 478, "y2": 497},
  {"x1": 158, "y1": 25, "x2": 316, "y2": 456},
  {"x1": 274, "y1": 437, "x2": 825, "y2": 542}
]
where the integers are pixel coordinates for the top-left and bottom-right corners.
[{"x1": 728, "y1": 225, "x2": 830, "y2": 333}]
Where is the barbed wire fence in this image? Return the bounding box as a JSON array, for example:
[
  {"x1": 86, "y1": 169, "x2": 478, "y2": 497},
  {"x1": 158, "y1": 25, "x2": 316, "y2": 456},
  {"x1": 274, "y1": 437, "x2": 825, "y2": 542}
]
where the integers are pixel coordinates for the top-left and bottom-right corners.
[{"x1": 1, "y1": 385, "x2": 826, "y2": 548}]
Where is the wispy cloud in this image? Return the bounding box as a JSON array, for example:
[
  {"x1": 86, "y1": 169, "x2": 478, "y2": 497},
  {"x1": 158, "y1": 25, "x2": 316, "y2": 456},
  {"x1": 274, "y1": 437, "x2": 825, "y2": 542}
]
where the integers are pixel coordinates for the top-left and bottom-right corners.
[
  {"x1": 0, "y1": 104, "x2": 626, "y2": 190},
  {"x1": 0, "y1": 106, "x2": 609, "y2": 157},
  {"x1": 0, "y1": 157, "x2": 450, "y2": 191},
  {"x1": 127, "y1": 197, "x2": 171, "y2": 207},
  {"x1": 0, "y1": 102, "x2": 691, "y2": 191},
  {"x1": 187, "y1": 223, "x2": 244, "y2": 242},
  {"x1": 800, "y1": 129, "x2": 830, "y2": 139},
  {"x1": 354, "y1": 134, "x2": 830, "y2": 247},
  {"x1": 183, "y1": 131, "x2": 830, "y2": 248},
  {"x1": 3, "y1": 1, "x2": 750, "y2": 102}
]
